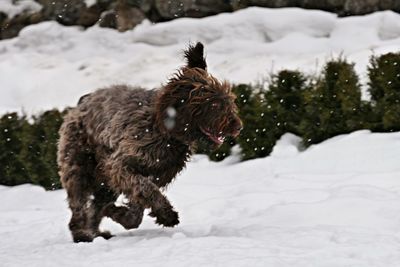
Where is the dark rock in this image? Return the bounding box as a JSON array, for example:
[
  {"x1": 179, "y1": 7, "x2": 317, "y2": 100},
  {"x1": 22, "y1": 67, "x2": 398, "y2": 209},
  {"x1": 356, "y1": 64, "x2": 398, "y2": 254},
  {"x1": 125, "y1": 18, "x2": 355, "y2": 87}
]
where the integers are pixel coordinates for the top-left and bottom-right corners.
[
  {"x1": 244, "y1": 0, "x2": 299, "y2": 8},
  {"x1": 29, "y1": 12, "x2": 44, "y2": 24},
  {"x1": 344, "y1": 0, "x2": 380, "y2": 15},
  {"x1": 96, "y1": 0, "x2": 115, "y2": 9},
  {"x1": 0, "y1": 12, "x2": 6, "y2": 25},
  {"x1": 126, "y1": 0, "x2": 154, "y2": 13},
  {"x1": 302, "y1": 0, "x2": 346, "y2": 12},
  {"x1": 115, "y1": 0, "x2": 146, "y2": 31},
  {"x1": 3, "y1": 0, "x2": 400, "y2": 40},
  {"x1": 154, "y1": 0, "x2": 232, "y2": 21},
  {"x1": 244, "y1": 0, "x2": 346, "y2": 11},
  {"x1": 232, "y1": 0, "x2": 400, "y2": 16},
  {"x1": 231, "y1": 0, "x2": 248, "y2": 10},
  {"x1": 1, "y1": 11, "x2": 44, "y2": 39},
  {"x1": 36, "y1": 0, "x2": 86, "y2": 26},
  {"x1": 99, "y1": 10, "x2": 117, "y2": 29},
  {"x1": 77, "y1": 4, "x2": 102, "y2": 27},
  {"x1": 380, "y1": 0, "x2": 400, "y2": 12},
  {"x1": 0, "y1": 12, "x2": 6, "y2": 39}
]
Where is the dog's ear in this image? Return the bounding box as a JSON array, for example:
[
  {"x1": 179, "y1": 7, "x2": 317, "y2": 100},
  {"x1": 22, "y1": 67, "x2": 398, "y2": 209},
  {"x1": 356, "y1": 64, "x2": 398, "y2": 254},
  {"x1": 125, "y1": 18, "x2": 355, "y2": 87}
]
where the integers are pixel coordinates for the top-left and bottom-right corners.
[{"x1": 184, "y1": 42, "x2": 207, "y2": 70}]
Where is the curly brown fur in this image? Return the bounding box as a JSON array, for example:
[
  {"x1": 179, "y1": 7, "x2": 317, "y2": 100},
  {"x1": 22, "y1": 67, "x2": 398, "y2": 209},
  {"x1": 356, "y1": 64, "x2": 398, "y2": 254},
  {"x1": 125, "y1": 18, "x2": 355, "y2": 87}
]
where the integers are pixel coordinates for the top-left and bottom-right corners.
[{"x1": 57, "y1": 42, "x2": 242, "y2": 242}]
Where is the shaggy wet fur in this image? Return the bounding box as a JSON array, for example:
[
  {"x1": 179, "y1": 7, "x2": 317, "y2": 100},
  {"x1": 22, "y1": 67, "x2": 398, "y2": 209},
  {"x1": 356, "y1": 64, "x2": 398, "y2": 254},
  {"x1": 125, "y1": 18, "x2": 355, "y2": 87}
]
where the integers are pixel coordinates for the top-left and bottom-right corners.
[{"x1": 58, "y1": 42, "x2": 242, "y2": 242}]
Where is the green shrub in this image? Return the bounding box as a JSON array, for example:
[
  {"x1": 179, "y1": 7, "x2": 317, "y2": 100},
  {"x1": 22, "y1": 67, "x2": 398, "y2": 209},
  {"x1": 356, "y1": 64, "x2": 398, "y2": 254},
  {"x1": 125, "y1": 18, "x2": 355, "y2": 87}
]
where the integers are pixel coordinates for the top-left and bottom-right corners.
[
  {"x1": 368, "y1": 52, "x2": 400, "y2": 131},
  {"x1": 0, "y1": 113, "x2": 30, "y2": 186},
  {"x1": 299, "y1": 58, "x2": 364, "y2": 146},
  {"x1": 21, "y1": 110, "x2": 65, "y2": 190},
  {"x1": 263, "y1": 70, "x2": 308, "y2": 136},
  {"x1": 0, "y1": 110, "x2": 64, "y2": 190},
  {"x1": 231, "y1": 70, "x2": 309, "y2": 161},
  {"x1": 1, "y1": 53, "x2": 400, "y2": 189},
  {"x1": 232, "y1": 84, "x2": 277, "y2": 160}
]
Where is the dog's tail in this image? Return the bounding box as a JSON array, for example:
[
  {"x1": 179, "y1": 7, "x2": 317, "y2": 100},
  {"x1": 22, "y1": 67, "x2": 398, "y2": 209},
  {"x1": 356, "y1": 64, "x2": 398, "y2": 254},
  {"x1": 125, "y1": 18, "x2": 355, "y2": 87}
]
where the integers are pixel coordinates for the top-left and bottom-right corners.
[{"x1": 184, "y1": 42, "x2": 207, "y2": 70}]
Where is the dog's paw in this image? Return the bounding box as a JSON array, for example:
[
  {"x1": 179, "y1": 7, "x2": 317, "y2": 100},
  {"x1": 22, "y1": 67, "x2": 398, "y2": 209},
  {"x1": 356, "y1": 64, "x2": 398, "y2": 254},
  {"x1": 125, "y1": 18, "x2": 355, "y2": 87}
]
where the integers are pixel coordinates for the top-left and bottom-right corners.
[
  {"x1": 72, "y1": 230, "x2": 95, "y2": 243},
  {"x1": 95, "y1": 230, "x2": 114, "y2": 240},
  {"x1": 149, "y1": 208, "x2": 179, "y2": 227}
]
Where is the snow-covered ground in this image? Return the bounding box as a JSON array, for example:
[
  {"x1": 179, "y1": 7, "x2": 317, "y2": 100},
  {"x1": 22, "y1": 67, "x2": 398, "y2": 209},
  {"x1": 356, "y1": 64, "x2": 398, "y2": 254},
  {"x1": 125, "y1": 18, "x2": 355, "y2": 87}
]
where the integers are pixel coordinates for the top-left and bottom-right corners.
[
  {"x1": 1, "y1": 7, "x2": 400, "y2": 114},
  {"x1": 1, "y1": 130, "x2": 400, "y2": 266},
  {"x1": 1, "y1": 7, "x2": 400, "y2": 266}
]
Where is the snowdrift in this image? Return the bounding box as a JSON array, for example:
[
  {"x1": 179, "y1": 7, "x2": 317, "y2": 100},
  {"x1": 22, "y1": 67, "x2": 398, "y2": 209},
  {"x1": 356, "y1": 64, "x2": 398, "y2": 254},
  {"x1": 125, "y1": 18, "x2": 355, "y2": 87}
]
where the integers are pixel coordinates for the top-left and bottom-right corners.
[{"x1": 1, "y1": 130, "x2": 400, "y2": 266}]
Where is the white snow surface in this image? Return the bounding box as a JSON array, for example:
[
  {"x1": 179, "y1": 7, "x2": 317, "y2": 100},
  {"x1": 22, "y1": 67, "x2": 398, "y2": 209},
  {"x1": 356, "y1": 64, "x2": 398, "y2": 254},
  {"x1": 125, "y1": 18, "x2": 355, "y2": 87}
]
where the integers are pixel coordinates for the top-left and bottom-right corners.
[
  {"x1": 1, "y1": 7, "x2": 400, "y2": 114},
  {"x1": 0, "y1": 0, "x2": 42, "y2": 19},
  {"x1": 1, "y1": 7, "x2": 400, "y2": 266},
  {"x1": 1, "y1": 130, "x2": 400, "y2": 266}
]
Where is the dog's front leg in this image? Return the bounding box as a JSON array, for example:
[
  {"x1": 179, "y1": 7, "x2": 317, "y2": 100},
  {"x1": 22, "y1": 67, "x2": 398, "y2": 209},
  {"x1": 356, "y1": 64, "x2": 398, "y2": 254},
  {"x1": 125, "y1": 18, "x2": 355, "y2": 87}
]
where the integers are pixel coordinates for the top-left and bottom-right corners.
[
  {"x1": 105, "y1": 154, "x2": 179, "y2": 227},
  {"x1": 135, "y1": 176, "x2": 180, "y2": 227},
  {"x1": 121, "y1": 175, "x2": 179, "y2": 227}
]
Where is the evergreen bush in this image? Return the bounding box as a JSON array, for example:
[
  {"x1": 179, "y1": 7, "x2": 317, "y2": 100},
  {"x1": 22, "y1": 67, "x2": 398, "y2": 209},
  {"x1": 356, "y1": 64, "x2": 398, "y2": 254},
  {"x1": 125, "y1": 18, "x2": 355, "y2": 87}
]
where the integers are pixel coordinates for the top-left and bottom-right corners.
[
  {"x1": 235, "y1": 71, "x2": 308, "y2": 160},
  {"x1": 367, "y1": 52, "x2": 400, "y2": 132},
  {"x1": 263, "y1": 70, "x2": 308, "y2": 136},
  {"x1": 1, "y1": 53, "x2": 400, "y2": 189},
  {"x1": 0, "y1": 110, "x2": 64, "y2": 190},
  {"x1": 0, "y1": 113, "x2": 30, "y2": 186},
  {"x1": 21, "y1": 110, "x2": 65, "y2": 190},
  {"x1": 233, "y1": 84, "x2": 277, "y2": 160},
  {"x1": 299, "y1": 58, "x2": 364, "y2": 146}
]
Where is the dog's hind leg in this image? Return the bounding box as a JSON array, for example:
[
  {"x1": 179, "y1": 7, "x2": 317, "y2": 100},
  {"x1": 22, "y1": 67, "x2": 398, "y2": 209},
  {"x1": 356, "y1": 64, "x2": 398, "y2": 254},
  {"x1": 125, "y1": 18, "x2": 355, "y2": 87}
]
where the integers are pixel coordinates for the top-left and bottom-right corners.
[
  {"x1": 89, "y1": 186, "x2": 118, "y2": 239},
  {"x1": 58, "y1": 111, "x2": 98, "y2": 242},
  {"x1": 103, "y1": 202, "x2": 144, "y2": 230}
]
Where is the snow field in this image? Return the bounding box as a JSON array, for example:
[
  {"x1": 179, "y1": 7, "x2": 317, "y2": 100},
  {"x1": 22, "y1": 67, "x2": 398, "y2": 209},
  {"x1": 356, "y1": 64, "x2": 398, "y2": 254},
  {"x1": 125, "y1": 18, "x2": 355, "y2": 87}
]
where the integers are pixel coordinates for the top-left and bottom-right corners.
[
  {"x1": 1, "y1": 7, "x2": 400, "y2": 266},
  {"x1": 1, "y1": 131, "x2": 400, "y2": 266}
]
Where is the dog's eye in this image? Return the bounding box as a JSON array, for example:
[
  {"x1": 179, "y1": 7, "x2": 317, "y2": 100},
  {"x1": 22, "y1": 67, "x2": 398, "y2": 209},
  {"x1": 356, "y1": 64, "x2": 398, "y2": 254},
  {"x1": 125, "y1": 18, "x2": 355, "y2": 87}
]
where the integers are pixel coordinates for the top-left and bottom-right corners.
[{"x1": 211, "y1": 102, "x2": 220, "y2": 109}]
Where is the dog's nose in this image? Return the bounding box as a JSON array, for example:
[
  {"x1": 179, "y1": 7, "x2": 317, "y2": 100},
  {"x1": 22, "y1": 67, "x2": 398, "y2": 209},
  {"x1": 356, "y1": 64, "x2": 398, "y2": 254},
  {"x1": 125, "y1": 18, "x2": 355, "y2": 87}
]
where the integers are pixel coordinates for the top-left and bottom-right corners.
[
  {"x1": 237, "y1": 119, "x2": 243, "y2": 131},
  {"x1": 232, "y1": 119, "x2": 243, "y2": 137}
]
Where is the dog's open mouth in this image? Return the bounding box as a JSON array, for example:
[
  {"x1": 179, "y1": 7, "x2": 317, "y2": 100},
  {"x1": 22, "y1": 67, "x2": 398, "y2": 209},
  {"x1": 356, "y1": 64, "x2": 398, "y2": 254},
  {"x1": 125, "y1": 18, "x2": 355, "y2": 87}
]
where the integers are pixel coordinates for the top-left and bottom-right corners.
[{"x1": 200, "y1": 127, "x2": 225, "y2": 145}]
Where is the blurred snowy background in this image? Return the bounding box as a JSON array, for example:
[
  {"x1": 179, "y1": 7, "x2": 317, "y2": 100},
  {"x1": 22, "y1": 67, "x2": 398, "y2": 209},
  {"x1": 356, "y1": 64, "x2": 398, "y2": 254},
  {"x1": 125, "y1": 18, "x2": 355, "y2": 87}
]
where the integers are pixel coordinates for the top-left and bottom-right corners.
[
  {"x1": 1, "y1": 1, "x2": 400, "y2": 266},
  {"x1": 1, "y1": 0, "x2": 400, "y2": 113}
]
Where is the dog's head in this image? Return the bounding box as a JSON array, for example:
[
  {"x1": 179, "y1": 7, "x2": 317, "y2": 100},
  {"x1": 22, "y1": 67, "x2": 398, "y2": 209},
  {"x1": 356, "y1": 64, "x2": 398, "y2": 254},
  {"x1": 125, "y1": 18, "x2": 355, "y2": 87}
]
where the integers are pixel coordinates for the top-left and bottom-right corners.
[{"x1": 156, "y1": 42, "x2": 242, "y2": 149}]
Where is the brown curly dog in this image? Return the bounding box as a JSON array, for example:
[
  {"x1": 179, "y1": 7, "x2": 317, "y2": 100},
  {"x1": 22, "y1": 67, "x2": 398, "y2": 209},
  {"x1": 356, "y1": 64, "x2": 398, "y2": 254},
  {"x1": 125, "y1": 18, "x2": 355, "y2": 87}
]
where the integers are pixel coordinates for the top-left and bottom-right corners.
[{"x1": 57, "y1": 42, "x2": 242, "y2": 242}]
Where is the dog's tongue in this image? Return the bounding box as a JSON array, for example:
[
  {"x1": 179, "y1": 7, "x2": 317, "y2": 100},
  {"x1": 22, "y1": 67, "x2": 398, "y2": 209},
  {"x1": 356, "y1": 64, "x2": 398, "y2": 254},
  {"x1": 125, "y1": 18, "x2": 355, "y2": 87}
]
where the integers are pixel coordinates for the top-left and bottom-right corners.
[
  {"x1": 200, "y1": 127, "x2": 225, "y2": 145},
  {"x1": 210, "y1": 135, "x2": 224, "y2": 145},
  {"x1": 216, "y1": 136, "x2": 225, "y2": 144}
]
